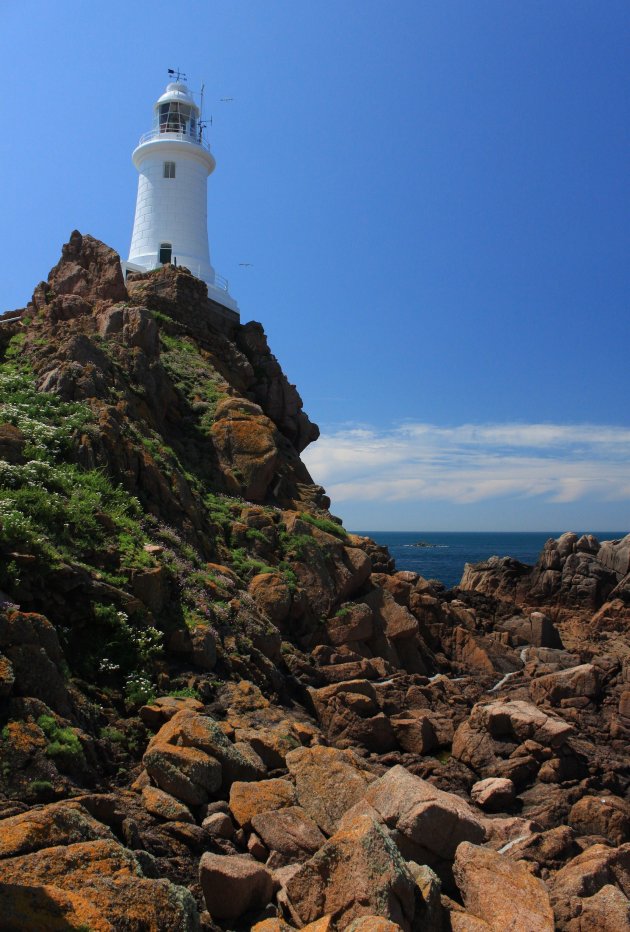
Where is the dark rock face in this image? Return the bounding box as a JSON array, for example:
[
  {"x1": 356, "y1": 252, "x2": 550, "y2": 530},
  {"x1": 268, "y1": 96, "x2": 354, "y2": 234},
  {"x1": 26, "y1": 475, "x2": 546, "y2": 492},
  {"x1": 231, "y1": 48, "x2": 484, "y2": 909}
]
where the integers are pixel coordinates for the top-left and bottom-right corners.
[
  {"x1": 33, "y1": 229, "x2": 128, "y2": 309},
  {"x1": 0, "y1": 233, "x2": 628, "y2": 929},
  {"x1": 460, "y1": 531, "x2": 629, "y2": 611},
  {"x1": 236, "y1": 321, "x2": 320, "y2": 455}
]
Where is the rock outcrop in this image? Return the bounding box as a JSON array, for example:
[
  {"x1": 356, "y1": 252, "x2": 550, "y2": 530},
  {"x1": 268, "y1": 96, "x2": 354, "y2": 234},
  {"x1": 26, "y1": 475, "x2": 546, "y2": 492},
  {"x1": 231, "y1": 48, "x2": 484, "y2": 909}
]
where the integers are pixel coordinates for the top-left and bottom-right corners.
[{"x1": 0, "y1": 233, "x2": 628, "y2": 928}]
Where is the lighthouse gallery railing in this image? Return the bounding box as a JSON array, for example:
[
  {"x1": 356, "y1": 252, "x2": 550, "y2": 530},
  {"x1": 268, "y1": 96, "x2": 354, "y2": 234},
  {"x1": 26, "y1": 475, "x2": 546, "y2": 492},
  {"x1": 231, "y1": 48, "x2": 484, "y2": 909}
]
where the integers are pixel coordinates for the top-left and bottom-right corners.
[{"x1": 137, "y1": 128, "x2": 213, "y2": 153}]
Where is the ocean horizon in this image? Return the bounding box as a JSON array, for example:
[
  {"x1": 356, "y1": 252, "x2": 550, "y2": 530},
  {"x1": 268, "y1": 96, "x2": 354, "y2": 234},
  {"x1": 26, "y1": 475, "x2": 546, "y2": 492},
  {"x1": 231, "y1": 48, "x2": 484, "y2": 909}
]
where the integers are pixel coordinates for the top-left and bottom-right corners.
[{"x1": 354, "y1": 530, "x2": 628, "y2": 589}]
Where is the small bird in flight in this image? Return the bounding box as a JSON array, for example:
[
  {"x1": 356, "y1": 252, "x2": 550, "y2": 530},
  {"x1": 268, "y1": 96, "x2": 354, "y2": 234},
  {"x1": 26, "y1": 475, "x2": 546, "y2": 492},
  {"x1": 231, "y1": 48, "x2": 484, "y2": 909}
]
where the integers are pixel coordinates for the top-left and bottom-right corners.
[
  {"x1": 238, "y1": 262, "x2": 253, "y2": 268},
  {"x1": 220, "y1": 97, "x2": 234, "y2": 102}
]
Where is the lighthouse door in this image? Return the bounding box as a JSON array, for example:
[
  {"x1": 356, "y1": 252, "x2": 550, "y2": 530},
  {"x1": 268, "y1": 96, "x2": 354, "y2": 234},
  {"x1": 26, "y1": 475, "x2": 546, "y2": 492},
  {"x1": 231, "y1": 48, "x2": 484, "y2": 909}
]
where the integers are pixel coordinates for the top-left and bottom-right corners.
[{"x1": 159, "y1": 243, "x2": 172, "y2": 265}]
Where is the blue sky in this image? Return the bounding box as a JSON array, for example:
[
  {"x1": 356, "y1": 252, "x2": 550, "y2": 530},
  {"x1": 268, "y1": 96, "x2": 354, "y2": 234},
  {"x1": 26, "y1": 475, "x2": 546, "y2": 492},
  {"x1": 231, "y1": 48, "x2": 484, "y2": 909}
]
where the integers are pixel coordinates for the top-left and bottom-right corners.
[{"x1": 2, "y1": 1, "x2": 629, "y2": 530}]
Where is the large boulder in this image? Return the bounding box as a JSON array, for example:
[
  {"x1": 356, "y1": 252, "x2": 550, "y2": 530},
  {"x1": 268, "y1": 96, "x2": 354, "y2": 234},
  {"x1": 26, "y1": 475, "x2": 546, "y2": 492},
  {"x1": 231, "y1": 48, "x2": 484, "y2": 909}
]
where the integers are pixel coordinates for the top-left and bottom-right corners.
[
  {"x1": 452, "y1": 699, "x2": 577, "y2": 787},
  {"x1": 285, "y1": 746, "x2": 373, "y2": 836},
  {"x1": 142, "y1": 743, "x2": 222, "y2": 807},
  {"x1": 0, "y1": 882, "x2": 114, "y2": 931},
  {"x1": 141, "y1": 785, "x2": 194, "y2": 823},
  {"x1": 567, "y1": 884, "x2": 630, "y2": 931},
  {"x1": 568, "y1": 795, "x2": 630, "y2": 847},
  {"x1": 454, "y1": 699, "x2": 573, "y2": 756},
  {"x1": 361, "y1": 589, "x2": 419, "y2": 640},
  {"x1": 529, "y1": 664, "x2": 600, "y2": 707},
  {"x1": 597, "y1": 535, "x2": 630, "y2": 578},
  {"x1": 42, "y1": 231, "x2": 128, "y2": 306},
  {"x1": 249, "y1": 573, "x2": 293, "y2": 623},
  {"x1": 458, "y1": 556, "x2": 532, "y2": 601},
  {"x1": 0, "y1": 801, "x2": 113, "y2": 858},
  {"x1": 326, "y1": 603, "x2": 374, "y2": 646},
  {"x1": 251, "y1": 806, "x2": 325, "y2": 866},
  {"x1": 139, "y1": 695, "x2": 205, "y2": 731},
  {"x1": 308, "y1": 679, "x2": 397, "y2": 754},
  {"x1": 0, "y1": 611, "x2": 71, "y2": 715},
  {"x1": 459, "y1": 532, "x2": 624, "y2": 610},
  {"x1": 453, "y1": 842, "x2": 554, "y2": 931},
  {"x1": 498, "y1": 611, "x2": 563, "y2": 649},
  {"x1": 362, "y1": 765, "x2": 486, "y2": 865},
  {"x1": 210, "y1": 399, "x2": 280, "y2": 501},
  {"x1": 390, "y1": 714, "x2": 438, "y2": 755},
  {"x1": 549, "y1": 843, "x2": 630, "y2": 928},
  {"x1": 143, "y1": 709, "x2": 265, "y2": 806},
  {"x1": 283, "y1": 813, "x2": 417, "y2": 931},
  {"x1": 470, "y1": 778, "x2": 515, "y2": 813},
  {"x1": 0, "y1": 838, "x2": 199, "y2": 931},
  {"x1": 199, "y1": 852, "x2": 274, "y2": 920},
  {"x1": 229, "y1": 778, "x2": 298, "y2": 828}
]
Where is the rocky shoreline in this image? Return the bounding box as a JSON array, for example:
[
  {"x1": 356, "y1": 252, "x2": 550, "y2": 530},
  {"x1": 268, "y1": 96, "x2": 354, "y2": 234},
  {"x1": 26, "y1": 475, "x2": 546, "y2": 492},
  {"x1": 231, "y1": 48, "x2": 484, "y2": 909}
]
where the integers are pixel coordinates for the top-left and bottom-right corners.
[{"x1": 0, "y1": 234, "x2": 628, "y2": 930}]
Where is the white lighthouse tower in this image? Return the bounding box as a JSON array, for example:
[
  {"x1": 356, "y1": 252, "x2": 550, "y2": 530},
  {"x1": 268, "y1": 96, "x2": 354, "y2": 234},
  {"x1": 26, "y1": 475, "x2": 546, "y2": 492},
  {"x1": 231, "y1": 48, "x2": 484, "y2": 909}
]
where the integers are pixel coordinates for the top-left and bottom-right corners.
[{"x1": 125, "y1": 76, "x2": 238, "y2": 314}]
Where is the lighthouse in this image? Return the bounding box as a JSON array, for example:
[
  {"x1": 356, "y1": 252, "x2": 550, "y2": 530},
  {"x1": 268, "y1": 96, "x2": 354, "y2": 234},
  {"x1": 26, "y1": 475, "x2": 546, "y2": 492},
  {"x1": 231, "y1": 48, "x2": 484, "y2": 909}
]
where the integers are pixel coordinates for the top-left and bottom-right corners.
[{"x1": 125, "y1": 77, "x2": 239, "y2": 315}]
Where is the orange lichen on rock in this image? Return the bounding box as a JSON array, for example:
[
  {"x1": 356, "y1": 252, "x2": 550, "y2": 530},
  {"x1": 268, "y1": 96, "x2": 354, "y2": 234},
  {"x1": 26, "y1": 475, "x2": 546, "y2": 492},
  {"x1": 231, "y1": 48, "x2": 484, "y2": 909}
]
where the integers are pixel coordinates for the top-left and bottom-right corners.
[
  {"x1": 0, "y1": 882, "x2": 114, "y2": 932},
  {"x1": 229, "y1": 777, "x2": 297, "y2": 828}
]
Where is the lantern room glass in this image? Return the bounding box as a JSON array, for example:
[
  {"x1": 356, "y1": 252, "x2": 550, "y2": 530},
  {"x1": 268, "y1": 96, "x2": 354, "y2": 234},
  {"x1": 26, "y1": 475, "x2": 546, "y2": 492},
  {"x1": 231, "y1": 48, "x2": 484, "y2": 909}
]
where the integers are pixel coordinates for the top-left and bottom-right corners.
[{"x1": 157, "y1": 102, "x2": 197, "y2": 139}]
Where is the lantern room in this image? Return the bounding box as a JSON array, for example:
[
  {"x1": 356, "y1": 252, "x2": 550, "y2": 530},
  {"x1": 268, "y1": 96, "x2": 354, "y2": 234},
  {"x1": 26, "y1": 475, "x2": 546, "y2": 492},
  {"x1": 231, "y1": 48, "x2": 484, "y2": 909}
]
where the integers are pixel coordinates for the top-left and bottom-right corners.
[{"x1": 155, "y1": 83, "x2": 199, "y2": 140}]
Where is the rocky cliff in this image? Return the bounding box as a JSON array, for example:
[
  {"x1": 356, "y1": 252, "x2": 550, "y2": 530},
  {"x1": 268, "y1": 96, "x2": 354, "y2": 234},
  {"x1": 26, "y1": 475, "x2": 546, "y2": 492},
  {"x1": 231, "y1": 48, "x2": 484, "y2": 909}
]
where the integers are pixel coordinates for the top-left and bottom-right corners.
[{"x1": 0, "y1": 233, "x2": 628, "y2": 930}]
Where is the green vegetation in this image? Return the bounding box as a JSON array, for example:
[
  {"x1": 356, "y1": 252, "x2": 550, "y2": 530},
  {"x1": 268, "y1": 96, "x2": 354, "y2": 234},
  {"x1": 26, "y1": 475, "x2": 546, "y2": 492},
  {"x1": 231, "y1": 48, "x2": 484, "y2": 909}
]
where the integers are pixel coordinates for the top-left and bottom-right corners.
[
  {"x1": 30, "y1": 779, "x2": 54, "y2": 798},
  {"x1": 159, "y1": 332, "x2": 225, "y2": 429},
  {"x1": 123, "y1": 673, "x2": 156, "y2": 709},
  {"x1": 0, "y1": 350, "x2": 153, "y2": 588},
  {"x1": 168, "y1": 686, "x2": 200, "y2": 699},
  {"x1": 150, "y1": 309, "x2": 173, "y2": 325},
  {"x1": 93, "y1": 603, "x2": 163, "y2": 668},
  {"x1": 245, "y1": 526, "x2": 269, "y2": 545},
  {"x1": 300, "y1": 512, "x2": 347, "y2": 539},
  {"x1": 229, "y1": 547, "x2": 275, "y2": 580},
  {"x1": 0, "y1": 338, "x2": 170, "y2": 696},
  {"x1": 205, "y1": 491, "x2": 241, "y2": 532},
  {"x1": 99, "y1": 726, "x2": 126, "y2": 744},
  {"x1": 99, "y1": 721, "x2": 146, "y2": 757},
  {"x1": 279, "y1": 530, "x2": 318, "y2": 562},
  {"x1": 278, "y1": 561, "x2": 298, "y2": 593},
  {"x1": 37, "y1": 714, "x2": 86, "y2": 771},
  {"x1": 432, "y1": 749, "x2": 452, "y2": 764}
]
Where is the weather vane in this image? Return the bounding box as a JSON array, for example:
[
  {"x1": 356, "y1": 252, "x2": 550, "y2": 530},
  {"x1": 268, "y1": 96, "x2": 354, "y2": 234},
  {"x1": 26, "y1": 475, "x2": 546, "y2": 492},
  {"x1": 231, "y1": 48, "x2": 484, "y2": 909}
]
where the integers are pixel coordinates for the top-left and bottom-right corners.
[{"x1": 167, "y1": 67, "x2": 187, "y2": 83}]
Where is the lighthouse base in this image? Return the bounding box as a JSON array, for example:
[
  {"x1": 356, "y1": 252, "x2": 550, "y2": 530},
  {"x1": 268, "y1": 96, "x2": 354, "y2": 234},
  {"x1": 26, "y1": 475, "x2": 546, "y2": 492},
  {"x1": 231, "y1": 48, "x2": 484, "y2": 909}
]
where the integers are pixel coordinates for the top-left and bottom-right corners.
[{"x1": 121, "y1": 260, "x2": 239, "y2": 320}]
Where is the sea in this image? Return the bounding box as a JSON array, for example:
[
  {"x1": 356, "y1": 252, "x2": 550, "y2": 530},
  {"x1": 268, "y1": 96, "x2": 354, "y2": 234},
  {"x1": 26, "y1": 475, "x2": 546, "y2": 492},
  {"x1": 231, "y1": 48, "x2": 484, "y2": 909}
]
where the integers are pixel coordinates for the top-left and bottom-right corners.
[{"x1": 354, "y1": 531, "x2": 627, "y2": 590}]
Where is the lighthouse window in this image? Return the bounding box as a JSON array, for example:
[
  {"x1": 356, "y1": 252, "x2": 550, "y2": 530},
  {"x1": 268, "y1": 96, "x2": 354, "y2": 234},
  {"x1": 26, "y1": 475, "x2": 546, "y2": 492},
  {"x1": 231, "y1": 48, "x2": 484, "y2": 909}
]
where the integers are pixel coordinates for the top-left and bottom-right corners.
[
  {"x1": 163, "y1": 161, "x2": 176, "y2": 179},
  {"x1": 159, "y1": 243, "x2": 172, "y2": 265}
]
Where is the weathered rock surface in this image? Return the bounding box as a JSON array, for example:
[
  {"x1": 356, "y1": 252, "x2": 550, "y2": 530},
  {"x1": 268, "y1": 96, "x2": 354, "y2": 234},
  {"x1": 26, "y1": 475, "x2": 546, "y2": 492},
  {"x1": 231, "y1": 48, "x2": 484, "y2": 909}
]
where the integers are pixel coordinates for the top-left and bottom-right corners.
[
  {"x1": 142, "y1": 785, "x2": 195, "y2": 823},
  {"x1": 470, "y1": 777, "x2": 515, "y2": 812},
  {"x1": 568, "y1": 794, "x2": 630, "y2": 846},
  {"x1": 198, "y1": 852, "x2": 274, "y2": 920},
  {"x1": 0, "y1": 838, "x2": 199, "y2": 931},
  {"x1": 453, "y1": 841, "x2": 554, "y2": 931},
  {"x1": 549, "y1": 843, "x2": 630, "y2": 928},
  {"x1": 143, "y1": 709, "x2": 264, "y2": 805},
  {"x1": 283, "y1": 813, "x2": 417, "y2": 930},
  {"x1": 1, "y1": 235, "x2": 628, "y2": 930},
  {"x1": 229, "y1": 778, "x2": 298, "y2": 828},
  {"x1": 251, "y1": 806, "x2": 325, "y2": 866},
  {"x1": 363, "y1": 765, "x2": 486, "y2": 865},
  {"x1": 285, "y1": 745, "x2": 373, "y2": 836},
  {"x1": 529, "y1": 663, "x2": 600, "y2": 706}
]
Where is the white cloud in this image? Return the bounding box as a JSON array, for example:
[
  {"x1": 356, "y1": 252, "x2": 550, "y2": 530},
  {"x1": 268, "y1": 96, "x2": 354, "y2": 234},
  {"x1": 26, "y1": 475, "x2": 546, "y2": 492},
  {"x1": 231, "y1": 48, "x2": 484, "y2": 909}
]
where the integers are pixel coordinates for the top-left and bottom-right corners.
[{"x1": 302, "y1": 421, "x2": 630, "y2": 506}]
